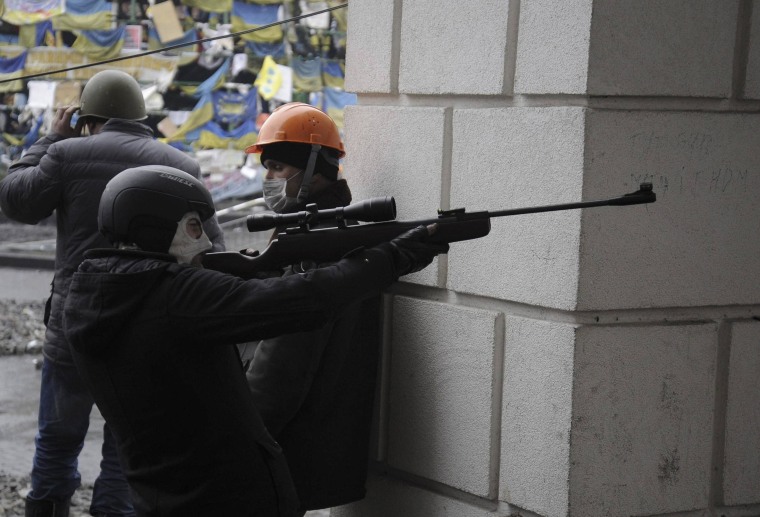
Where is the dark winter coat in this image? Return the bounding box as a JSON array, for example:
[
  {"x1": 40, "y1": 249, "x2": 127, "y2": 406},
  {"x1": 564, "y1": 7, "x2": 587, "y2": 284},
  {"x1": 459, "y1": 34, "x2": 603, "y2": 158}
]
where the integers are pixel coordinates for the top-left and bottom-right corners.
[
  {"x1": 0, "y1": 119, "x2": 225, "y2": 365},
  {"x1": 63, "y1": 245, "x2": 398, "y2": 516},
  {"x1": 244, "y1": 180, "x2": 382, "y2": 511}
]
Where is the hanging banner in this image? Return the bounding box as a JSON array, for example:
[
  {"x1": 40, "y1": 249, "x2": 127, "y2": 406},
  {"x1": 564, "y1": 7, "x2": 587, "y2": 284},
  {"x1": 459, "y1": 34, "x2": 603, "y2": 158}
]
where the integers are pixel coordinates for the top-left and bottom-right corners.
[
  {"x1": 52, "y1": 0, "x2": 113, "y2": 31},
  {"x1": 22, "y1": 47, "x2": 180, "y2": 85},
  {"x1": 181, "y1": 0, "x2": 232, "y2": 14},
  {"x1": 321, "y1": 59, "x2": 344, "y2": 89},
  {"x1": 324, "y1": 87, "x2": 356, "y2": 129},
  {"x1": 72, "y1": 27, "x2": 126, "y2": 60},
  {"x1": 254, "y1": 55, "x2": 282, "y2": 100},
  {"x1": 0, "y1": 50, "x2": 27, "y2": 93},
  {"x1": 1, "y1": 0, "x2": 64, "y2": 25},
  {"x1": 231, "y1": 2, "x2": 283, "y2": 44},
  {"x1": 291, "y1": 56, "x2": 322, "y2": 92}
]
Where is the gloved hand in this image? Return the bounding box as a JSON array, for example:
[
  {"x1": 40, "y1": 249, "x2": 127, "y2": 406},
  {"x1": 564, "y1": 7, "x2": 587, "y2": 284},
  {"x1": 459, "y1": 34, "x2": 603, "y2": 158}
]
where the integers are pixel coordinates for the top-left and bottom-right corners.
[{"x1": 388, "y1": 224, "x2": 449, "y2": 276}]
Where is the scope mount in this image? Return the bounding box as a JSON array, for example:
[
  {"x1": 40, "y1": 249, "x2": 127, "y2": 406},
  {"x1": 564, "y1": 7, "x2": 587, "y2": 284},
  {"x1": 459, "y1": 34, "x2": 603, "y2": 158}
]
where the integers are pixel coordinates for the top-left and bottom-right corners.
[{"x1": 282, "y1": 203, "x2": 349, "y2": 234}]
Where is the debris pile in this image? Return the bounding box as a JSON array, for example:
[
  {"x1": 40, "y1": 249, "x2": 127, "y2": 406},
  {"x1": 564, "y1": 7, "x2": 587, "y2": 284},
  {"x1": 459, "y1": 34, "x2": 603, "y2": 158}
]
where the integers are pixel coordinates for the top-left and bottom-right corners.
[
  {"x1": 0, "y1": 300, "x2": 45, "y2": 357},
  {"x1": 0, "y1": 474, "x2": 93, "y2": 517}
]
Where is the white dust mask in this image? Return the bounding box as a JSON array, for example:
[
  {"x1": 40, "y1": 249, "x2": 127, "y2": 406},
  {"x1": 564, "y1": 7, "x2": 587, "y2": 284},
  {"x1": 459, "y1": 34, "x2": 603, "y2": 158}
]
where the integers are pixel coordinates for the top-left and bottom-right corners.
[
  {"x1": 168, "y1": 211, "x2": 212, "y2": 265},
  {"x1": 263, "y1": 170, "x2": 303, "y2": 213}
]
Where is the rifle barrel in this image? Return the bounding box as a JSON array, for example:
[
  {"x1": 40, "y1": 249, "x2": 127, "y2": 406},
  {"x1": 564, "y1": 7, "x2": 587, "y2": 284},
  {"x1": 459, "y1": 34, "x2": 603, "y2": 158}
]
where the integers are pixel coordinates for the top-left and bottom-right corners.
[{"x1": 486, "y1": 182, "x2": 655, "y2": 218}]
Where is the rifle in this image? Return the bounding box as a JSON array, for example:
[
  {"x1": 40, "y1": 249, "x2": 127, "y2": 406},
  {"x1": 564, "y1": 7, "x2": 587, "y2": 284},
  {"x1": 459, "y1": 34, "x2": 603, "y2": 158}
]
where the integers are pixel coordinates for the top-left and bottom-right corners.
[{"x1": 202, "y1": 183, "x2": 656, "y2": 278}]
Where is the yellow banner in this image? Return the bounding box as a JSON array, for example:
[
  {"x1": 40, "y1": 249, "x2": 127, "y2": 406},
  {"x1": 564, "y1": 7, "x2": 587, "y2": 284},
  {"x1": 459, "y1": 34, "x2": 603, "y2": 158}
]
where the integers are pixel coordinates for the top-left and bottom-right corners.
[
  {"x1": 53, "y1": 12, "x2": 114, "y2": 32},
  {"x1": 180, "y1": 0, "x2": 232, "y2": 14},
  {"x1": 254, "y1": 56, "x2": 282, "y2": 100},
  {"x1": 20, "y1": 47, "x2": 181, "y2": 82},
  {"x1": 197, "y1": 129, "x2": 258, "y2": 151}
]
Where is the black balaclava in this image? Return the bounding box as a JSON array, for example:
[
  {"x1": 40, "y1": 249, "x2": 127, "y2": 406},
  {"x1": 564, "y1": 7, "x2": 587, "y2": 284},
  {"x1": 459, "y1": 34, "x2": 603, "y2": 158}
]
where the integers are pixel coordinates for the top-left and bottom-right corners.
[{"x1": 260, "y1": 142, "x2": 340, "y2": 180}]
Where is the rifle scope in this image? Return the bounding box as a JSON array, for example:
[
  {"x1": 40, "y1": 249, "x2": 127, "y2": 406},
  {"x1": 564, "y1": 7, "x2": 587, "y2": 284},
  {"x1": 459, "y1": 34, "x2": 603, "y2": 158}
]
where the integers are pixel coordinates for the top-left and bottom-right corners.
[{"x1": 247, "y1": 196, "x2": 397, "y2": 232}]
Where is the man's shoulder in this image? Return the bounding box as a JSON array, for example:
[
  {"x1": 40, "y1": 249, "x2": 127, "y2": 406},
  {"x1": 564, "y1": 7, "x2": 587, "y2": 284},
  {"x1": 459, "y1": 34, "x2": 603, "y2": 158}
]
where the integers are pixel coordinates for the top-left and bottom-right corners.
[
  {"x1": 135, "y1": 137, "x2": 200, "y2": 170},
  {"x1": 81, "y1": 248, "x2": 177, "y2": 274}
]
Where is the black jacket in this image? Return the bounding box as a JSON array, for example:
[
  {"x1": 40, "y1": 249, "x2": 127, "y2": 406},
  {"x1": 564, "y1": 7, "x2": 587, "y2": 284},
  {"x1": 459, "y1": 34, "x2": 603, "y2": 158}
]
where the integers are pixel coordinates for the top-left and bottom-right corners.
[
  {"x1": 245, "y1": 180, "x2": 382, "y2": 511},
  {"x1": 0, "y1": 119, "x2": 225, "y2": 365},
  {"x1": 63, "y1": 246, "x2": 397, "y2": 516}
]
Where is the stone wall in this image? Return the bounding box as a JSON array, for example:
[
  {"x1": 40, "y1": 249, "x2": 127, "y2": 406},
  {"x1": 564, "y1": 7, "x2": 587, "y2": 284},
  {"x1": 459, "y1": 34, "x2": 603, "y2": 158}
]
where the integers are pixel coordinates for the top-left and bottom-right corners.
[{"x1": 336, "y1": 1, "x2": 760, "y2": 516}]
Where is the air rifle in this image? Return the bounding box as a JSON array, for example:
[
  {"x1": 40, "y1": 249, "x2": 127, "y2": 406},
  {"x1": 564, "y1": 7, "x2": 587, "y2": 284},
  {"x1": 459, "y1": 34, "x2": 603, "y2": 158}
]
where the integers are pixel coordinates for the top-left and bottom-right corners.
[{"x1": 202, "y1": 183, "x2": 656, "y2": 278}]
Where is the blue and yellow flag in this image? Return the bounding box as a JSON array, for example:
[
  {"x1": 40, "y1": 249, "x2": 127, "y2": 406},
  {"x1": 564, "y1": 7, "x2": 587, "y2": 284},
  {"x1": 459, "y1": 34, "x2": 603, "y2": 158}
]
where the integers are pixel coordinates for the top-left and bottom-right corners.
[
  {"x1": 197, "y1": 119, "x2": 258, "y2": 151},
  {"x1": 179, "y1": 57, "x2": 231, "y2": 97},
  {"x1": 332, "y1": 31, "x2": 347, "y2": 57},
  {"x1": 72, "y1": 27, "x2": 126, "y2": 60},
  {"x1": 148, "y1": 26, "x2": 198, "y2": 51},
  {"x1": 167, "y1": 93, "x2": 215, "y2": 143},
  {"x1": 180, "y1": 0, "x2": 232, "y2": 14},
  {"x1": 52, "y1": 0, "x2": 113, "y2": 31},
  {"x1": 0, "y1": 51, "x2": 27, "y2": 93},
  {"x1": 254, "y1": 56, "x2": 282, "y2": 100},
  {"x1": 213, "y1": 88, "x2": 258, "y2": 127},
  {"x1": 329, "y1": 0, "x2": 348, "y2": 32},
  {"x1": 0, "y1": 33, "x2": 19, "y2": 45},
  {"x1": 246, "y1": 41, "x2": 285, "y2": 59},
  {"x1": 1, "y1": 0, "x2": 63, "y2": 25},
  {"x1": 323, "y1": 87, "x2": 356, "y2": 129},
  {"x1": 22, "y1": 113, "x2": 45, "y2": 148},
  {"x1": 168, "y1": 87, "x2": 261, "y2": 149},
  {"x1": 321, "y1": 59, "x2": 344, "y2": 90},
  {"x1": 19, "y1": 20, "x2": 56, "y2": 48},
  {"x1": 231, "y1": 1, "x2": 282, "y2": 44},
  {"x1": 291, "y1": 56, "x2": 322, "y2": 93}
]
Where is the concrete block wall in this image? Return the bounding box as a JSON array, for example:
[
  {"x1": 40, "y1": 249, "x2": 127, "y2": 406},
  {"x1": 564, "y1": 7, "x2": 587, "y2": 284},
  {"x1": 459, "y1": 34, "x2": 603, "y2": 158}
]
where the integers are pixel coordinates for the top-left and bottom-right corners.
[{"x1": 339, "y1": 1, "x2": 760, "y2": 516}]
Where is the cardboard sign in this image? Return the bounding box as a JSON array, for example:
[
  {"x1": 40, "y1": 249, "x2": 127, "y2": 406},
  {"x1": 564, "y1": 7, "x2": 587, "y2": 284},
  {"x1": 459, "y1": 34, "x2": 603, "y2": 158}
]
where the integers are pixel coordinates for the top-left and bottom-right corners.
[
  {"x1": 157, "y1": 116, "x2": 179, "y2": 138},
  {"x1": 148, "y1": 1, "x2": 184, "y2": 43}
]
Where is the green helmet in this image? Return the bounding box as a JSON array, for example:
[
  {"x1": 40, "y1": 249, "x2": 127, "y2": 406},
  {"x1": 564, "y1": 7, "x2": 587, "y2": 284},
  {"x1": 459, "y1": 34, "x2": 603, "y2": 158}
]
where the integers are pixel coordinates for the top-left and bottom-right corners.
[{"x1": 79, "y1": 70, "x2": 147, "y2": 121}]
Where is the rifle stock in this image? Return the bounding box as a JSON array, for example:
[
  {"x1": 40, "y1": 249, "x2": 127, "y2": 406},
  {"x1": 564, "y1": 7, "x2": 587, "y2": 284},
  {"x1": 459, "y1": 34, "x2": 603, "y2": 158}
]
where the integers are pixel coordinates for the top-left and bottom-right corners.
[
  {"x1": 202, "y1": 216, "x2": 491, "y2": 278},
  {"x1": 202, "y1": 182, "x2": 656, "y2": 278}
]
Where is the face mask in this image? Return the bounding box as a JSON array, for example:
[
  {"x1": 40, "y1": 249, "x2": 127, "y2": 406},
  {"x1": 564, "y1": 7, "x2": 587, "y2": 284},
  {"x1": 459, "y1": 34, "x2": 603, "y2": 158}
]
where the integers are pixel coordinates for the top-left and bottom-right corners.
[
  {"x1": 263, "y1": 170, "x2": 303, "y2": 213},
  {"x1": 168, "y1": 211, "x2": 212, "y2": 265}
]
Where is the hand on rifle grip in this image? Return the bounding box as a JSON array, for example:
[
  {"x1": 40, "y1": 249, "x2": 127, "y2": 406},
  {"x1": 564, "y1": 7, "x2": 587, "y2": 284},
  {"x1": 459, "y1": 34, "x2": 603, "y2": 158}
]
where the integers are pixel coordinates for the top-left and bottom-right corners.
[{"x1": 388, "y1": 224, "x2": 449, "y2": 276}]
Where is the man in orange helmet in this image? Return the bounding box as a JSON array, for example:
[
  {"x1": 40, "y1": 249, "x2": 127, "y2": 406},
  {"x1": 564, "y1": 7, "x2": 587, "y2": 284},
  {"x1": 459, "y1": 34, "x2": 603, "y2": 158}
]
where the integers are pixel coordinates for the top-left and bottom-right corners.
[
  {"x1": 241, "y1": 102, "x2": 380, "y2": 514},
  {"x1": 249, "y1": 101, "x2": 347, "y2": 215}
]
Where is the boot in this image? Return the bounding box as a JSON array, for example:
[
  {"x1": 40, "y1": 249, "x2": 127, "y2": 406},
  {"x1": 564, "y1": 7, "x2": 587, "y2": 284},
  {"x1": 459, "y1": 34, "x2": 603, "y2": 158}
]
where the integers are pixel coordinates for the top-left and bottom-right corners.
[{"x1": 25, "y1": 497, "x2": 70, "y2": 517}]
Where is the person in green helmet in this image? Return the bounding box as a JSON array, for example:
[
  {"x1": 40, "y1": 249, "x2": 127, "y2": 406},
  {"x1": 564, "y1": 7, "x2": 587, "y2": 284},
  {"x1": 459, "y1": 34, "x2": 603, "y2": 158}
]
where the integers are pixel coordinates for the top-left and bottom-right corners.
[{"x1": 0, "y1": 69, "x2": 225, "y2": 517}]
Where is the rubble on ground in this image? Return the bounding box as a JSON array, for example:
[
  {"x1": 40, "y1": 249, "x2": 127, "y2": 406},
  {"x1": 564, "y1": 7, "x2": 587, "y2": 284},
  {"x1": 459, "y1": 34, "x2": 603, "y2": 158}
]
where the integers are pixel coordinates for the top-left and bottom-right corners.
[
  {"x1": 0, "y1": 300, "x2": 46, "y2": 357},
  {"x1": 0, "y1": 473, "x2": 93, "y2": 517}
]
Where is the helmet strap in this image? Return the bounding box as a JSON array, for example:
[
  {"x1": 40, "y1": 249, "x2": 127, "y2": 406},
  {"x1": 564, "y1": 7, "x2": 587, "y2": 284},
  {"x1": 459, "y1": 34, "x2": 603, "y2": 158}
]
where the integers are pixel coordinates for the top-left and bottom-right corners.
[{"x1": 297, "y1": 144, "x2": 321, "y2": 203}]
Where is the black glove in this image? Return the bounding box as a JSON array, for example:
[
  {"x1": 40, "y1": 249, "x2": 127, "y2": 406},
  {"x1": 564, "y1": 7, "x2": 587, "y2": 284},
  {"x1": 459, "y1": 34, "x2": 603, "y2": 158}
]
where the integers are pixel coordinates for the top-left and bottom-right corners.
[{"x1": 387, "y1": 225, "x2": 450, "y2": 277}]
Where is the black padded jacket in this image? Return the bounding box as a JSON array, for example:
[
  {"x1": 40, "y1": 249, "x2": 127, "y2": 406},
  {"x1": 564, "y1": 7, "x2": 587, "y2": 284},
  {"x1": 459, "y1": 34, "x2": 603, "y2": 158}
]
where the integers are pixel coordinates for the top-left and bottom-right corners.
[
  {"x1": 244, "y1": 180, "x2": 382, "y2": 511},
  {"x1": 0, "y1": 119, "x2": 225, "y2": 365},
  {"x1": 63, "y1": 245, "x2": 397, "y2": 516}
]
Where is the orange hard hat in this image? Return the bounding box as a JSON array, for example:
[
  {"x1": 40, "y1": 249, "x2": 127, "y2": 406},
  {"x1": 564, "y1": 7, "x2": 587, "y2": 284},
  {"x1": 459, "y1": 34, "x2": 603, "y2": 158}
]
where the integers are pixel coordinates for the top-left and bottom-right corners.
[
  {"x1": 245, "y1": 102, "x2": 345, "y2": 157},
  {"x1": 255, "y1": 112, "x2": 270, "y2": 130}
]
